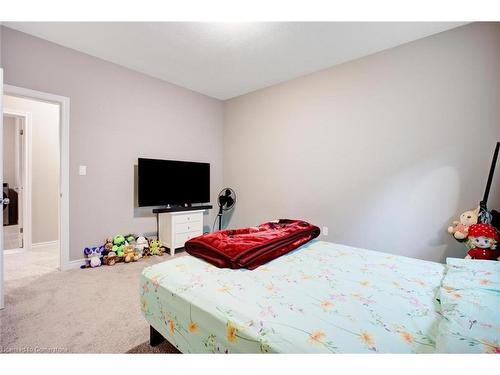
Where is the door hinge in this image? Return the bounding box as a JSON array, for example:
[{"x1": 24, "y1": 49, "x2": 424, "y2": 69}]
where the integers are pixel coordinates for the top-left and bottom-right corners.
[
  {"x1": 20, "y1": 227, "x2": 23, "y2": 234},
  {"x1": 19, "y1": 129, "x2": 24, "y2": 136}
]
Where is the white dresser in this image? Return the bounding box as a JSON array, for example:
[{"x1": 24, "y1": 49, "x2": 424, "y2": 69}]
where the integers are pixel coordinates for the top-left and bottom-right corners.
[{"x1": 158, "y1": 210, "x2": 204, "y2": 256}]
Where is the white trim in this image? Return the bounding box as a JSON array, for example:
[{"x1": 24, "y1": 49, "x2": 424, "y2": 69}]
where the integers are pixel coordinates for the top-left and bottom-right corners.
[
  {"x1": 4, "y1": 84, "x2": 70, "y2": 272},
  {"x1": 61, "y1": 258, "x2": 85, "y2": 271},
  {"x1": 3, "y1": 108, "x2": 33, "y2": 253},
  {"x1": 31, "y1": 240, "x2": 59, "y2": 250},
  {"x1": 4, "y1": 248, "x2": 26, "y2": 255}
]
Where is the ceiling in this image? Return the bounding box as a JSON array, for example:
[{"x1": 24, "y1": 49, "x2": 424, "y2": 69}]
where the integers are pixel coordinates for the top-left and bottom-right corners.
[{"x1": 4, "y1": 22, "x2": 466, "y2": 100}]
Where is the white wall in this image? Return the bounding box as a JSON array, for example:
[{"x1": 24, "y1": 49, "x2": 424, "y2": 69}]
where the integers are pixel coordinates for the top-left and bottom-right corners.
[
  {"x1": 224, "y1": 22, "x2": 500, "y2": 262},
  {"x1": 1, "y1": 26, "x2": 224, "y2": 261},
  {"x1": 4, "y1": 95, "x2": 60, "y2": 244}
]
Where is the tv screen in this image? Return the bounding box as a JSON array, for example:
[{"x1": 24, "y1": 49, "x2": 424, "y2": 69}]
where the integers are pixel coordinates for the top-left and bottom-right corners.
[{"x1": 138, "y1": 158, "x2": 210, "y2": 207}]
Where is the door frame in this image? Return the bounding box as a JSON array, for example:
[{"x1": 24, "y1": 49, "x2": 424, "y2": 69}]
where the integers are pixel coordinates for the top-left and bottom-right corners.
[
  {"x1": 1, "y1": 68, "x2": 4, "y2": 309},
  {"x1": 3, "y1": 109, "x2": 32, "y2": 253},
  {"x1": 3, "y1": 84, "x2": 70, "y2": 272}
]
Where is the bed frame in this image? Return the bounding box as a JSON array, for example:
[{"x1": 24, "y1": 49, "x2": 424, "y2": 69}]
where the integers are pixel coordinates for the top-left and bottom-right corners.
[{"x1": 150, "y1": 325, "x2": 166, "y2": 347}]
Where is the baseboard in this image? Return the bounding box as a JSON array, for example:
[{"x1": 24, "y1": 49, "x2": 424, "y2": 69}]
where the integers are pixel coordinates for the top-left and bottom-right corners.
[
  {"x1": 31, "y1": 240, "x2": 59, "y2": 250},
  {"x1": 4, "y1": 248, "x2": 26, "y2": 255},
  {"x1": 60, "y1": 258, "x2": 85, "y2": 271}
]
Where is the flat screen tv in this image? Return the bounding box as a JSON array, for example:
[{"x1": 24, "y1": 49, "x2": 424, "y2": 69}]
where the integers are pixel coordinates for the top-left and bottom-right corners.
[{"x1": 138, "y1": 158, "x2": 210, "y2": 207}]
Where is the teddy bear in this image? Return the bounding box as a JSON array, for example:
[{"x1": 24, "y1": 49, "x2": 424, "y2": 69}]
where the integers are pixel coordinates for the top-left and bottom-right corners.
[
  {"x1": 465, "y1": 223, "x2": 500, "y2": 260},
  {"x1": 448, "y1": 207, "x2": 479, "y2": 240},
  {"x1": 104, "y1": 237, "x2": 114, "y2": 252},
  {"x1": 103, "y1": 251, "x2": 117, "y2": 266},
  {"x1": 123, "y1": 244, "x2": 139, "y2": 263}
]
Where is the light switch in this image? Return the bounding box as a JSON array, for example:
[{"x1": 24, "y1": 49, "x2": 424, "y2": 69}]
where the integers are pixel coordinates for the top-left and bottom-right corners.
[{"x1": 79, "y1": 165, "x2": 87, "y2": 176}]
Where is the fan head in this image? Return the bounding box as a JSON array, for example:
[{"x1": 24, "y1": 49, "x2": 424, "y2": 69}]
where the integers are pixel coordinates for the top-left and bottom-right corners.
[{"x1": 218, "y1": 188, "x2": 236, "y2": 211}]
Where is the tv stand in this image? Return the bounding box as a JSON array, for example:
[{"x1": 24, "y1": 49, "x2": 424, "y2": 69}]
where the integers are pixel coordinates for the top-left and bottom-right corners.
[
  {"x1": 153, "y1": 205, "x2": 212, "y2": 256},
  {"x1": 153, "y1": 205, "x2": 212, "y2": 214}
]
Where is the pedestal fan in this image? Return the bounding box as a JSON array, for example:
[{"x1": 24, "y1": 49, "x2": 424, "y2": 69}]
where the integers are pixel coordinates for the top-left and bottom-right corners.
[
  {"x1": 215, "y1": 188, "x2": 236, "y2": 231},
  {"x1": 479, "y1": 141, "x2": 500, "y2": 227}
]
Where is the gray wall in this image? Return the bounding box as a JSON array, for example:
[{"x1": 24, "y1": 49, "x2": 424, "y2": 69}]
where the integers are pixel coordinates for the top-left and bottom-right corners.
[
  {"x1": 224, "y1": 22, "x2": 500, "y2": 262},
  {"x1": 3, "y1": 23, "x2": 500, "y2": 263},
  {"x1": 1, "y1": 26, "x2": 224, "y2": 261}
]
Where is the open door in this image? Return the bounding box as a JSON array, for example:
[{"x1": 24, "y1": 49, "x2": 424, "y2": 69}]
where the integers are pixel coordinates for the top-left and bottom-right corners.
[{"x1": 1, "y1": 68, "x2": 4, "y2": 309}]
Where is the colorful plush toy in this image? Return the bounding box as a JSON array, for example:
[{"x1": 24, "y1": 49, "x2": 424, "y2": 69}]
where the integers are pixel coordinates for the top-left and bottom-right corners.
[
  {"x1": 136, "y1": 236, "x2": 148, "y2": 253},
  {"x1": 112, "y1": 234, "x2": 126, "y2": 257},
  {"x1": 104, "y1": 237, "x2": 114, "y2": 252},
  {"x1": 123, "y1": 244, "x2": 139, "y2": 262},
  {"x1": 448, "y1": 207, "x2": 479, "y2": 240},
  {"x1": 465, "y1": 223, "x2": 500, "y2": 260},
  {"x1": 103, "y1": 251, "x2": 117, "y2": 266},
  {"x1": 134, "y1": 247, "x2": 144, "y2": 260},
  {"x1": 125, "y1": 234, "x2": 136, "y2": 246},
  {"x1": 82, "y1": 246, "x2": 104, "y2": 268},
  {"x1": 149, "y1": 239, "x2": 164, "y2": 256}
]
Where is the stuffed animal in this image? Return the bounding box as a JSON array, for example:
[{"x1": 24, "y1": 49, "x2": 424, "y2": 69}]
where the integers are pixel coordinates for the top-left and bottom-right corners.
[
  {"x1": 448, "y1": 207, "x2": 479, "y2": 240},
  {"x1": 123, "y1": 244, "x2": 139, "y2": 263},
  {"x1": 125, "y1": 234, "x2": 136, "y2": 246},
  {"x1": 465, "y1": 223, "x2": 500, "y2": 260},
  {"x1": 136, "y1": 236, "x2": 149, "y2": 252},
  {"x1": 104, "y1": 237, "x2": 114, "y2": 252},
  {"x1": 103, "y1": 251, "x2": 117, "y2": 266},
  {"x1": 82, "y1": 246, "x2": 103, "y2": 268},
  {"x1": 149, "y1": 239, "x2": 164, "y2": 256},
  {"x1": 134, "y1": 247, "x2": 144, "y2": 260},
  {"x1": 112, "y1": 234, "x2": 126, "y2": 257}
]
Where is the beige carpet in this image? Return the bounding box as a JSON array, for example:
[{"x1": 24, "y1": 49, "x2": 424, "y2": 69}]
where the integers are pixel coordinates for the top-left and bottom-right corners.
[
  {"x1": 4, "y1": 244, "x2": 59, "y2": 282},
  {"x1": 1, "y1": 247, "x2": 185, "y2": 353}
]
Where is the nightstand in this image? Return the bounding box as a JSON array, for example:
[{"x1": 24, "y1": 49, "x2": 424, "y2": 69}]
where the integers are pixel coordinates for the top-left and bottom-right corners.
[{"x1": 153, "y1": 205, "x2": 212, "y2": 256}]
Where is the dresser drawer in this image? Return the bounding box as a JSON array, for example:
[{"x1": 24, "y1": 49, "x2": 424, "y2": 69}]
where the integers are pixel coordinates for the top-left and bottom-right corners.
[
  {"x1": 174, "y1": 213, "x2": 202, "y2": 224},
  {"x1": 175, "y1": 231, "x2": 202, "y2": 248},
  {"x1": 175, "y1": 221, "x2": 203, "y2": 234}
]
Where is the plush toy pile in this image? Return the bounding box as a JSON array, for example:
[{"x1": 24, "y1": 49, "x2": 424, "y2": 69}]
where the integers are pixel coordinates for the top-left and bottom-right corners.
[
  {"x1": 81, "y1": 234, "x2": 167, "y2": 268},
  {"x1": 447, "y1": 207, "x2": 500, "y2": 261}
]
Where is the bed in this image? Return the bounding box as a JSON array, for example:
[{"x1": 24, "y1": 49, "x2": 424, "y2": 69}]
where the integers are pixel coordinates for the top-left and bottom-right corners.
[{"x1": 139, "y1": 240, "x2": 500, "y2": 353}]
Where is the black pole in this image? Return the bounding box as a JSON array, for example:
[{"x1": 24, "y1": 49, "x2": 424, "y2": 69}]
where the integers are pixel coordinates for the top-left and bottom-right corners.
[
  {"x1": 480, "y1": 142, "x2": 500, "y2": 211},
  {"x1": 217, "y1": 205, "x2": 223, "y2": 231}
]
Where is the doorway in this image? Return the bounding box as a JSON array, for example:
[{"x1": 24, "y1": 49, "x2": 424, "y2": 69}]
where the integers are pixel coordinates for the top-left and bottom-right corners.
[
  {"x1": 1, "y1": 84, "x2": 70, "y2": 310},
  {"x1": 2, "y1": 111, "x2": 29, "y2": 254},
  {"x1": 3, "y1": 95, "x2": 60, "y2": 281}
]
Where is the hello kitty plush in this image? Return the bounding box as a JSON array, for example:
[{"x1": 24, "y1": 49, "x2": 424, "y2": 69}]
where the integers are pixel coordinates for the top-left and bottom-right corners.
[
  {"x1": 465, "y1": 223, "x2": 500, "y2": 261},
  {"x1": 448, "y1": 207, "x2": 479, "y2": 240}
]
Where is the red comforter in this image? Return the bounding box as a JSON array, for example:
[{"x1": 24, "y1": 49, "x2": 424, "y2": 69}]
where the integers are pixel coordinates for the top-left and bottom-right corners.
[{"x1": 185, "y1": 219, "x2": 320, "y2": 269}]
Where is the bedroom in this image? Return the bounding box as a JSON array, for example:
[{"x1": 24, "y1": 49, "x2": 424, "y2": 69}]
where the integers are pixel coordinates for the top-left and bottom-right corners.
[{"x1": 1, "y1": 0, "x2": 499, "y2": 373}]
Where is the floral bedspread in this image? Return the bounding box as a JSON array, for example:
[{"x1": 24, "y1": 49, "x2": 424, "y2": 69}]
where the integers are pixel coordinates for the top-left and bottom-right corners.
[
  {"x1": 140, "y1": 240, "x2": 447, "y2": 353},
  {"x1": 435, "y1": 258, "x2": 500, "y2": 353}
]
